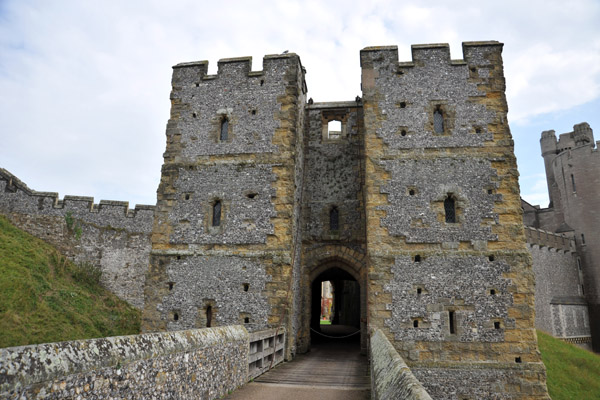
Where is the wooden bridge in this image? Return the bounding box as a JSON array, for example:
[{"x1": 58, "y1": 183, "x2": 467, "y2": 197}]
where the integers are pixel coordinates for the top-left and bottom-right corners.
[{"x1": 225, "y1": 326, "x2": 370, "y2": 400}]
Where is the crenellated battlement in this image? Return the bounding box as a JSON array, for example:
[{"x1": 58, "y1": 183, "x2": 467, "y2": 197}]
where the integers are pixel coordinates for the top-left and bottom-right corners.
[
  {"x1": 541, "y1": 122, "x2": 597, "y2": 156},
  {"x1": 541, "y1": 130, "x2": 557, "y2": 140},
  {"x1": 524, "y1": 226, "x2": 575, "y2": 253},
  {"x1": 171, "y1": 53, "x2": 303, "y2": 87},
  {"x1": 360, "y1": 41, "x2": 502, "y2": 70},
  {"x1": 0, "y1": 168, "x2": 155, "y2": 220}
]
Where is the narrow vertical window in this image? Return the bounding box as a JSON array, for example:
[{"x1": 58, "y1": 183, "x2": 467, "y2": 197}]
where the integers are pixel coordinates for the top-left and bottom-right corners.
[
  {"x1": 220, "y1": 116, "x2": 229, "y2": 141},
  {"x1": 571, "y1": 174, "x2": 576, "y2": 192},
  {"x1": 206, "y1": 305, "x2": 212, "y2": 327},
  {"x1": 581, "y1": 233, "x2": 586, "y2": 245},
  {"x1": 433, "y1": 107, "x2": 444, "y2": 133},
  {"x1": 329, "y1": 206, "x2": 339, "y2": 231},
  {"x1": 444, "y1": 194, "x2": 456, "y2": 223},
  {"x1": 449, "y1": 311, "x2": 456, "y2": 334},
  {"x1": 212, "y1": 200, "x2": 222, "y2": 227}
]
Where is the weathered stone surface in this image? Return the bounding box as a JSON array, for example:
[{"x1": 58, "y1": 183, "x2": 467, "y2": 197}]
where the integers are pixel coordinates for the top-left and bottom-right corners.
[
  {"x1": 385, "y1": 254, "x2": 513, "y2": 343},
  {"x1": 412, "y1": 362, "x2": 549, "y2": 400},
  {"x1": 157, "y1": 255, "x2": 272, "y2": 331},
  {"x1": 526, "y1": 229, "x2": 591, "y2": 349},
  {"x1": 361, "y1": 42, "x2": 549, "y2": 398},
  {"x1": 370, "y1": 328, "x2": 433, "y2": 400},
  {"x1": 0, "y1": 326, "x2": 248, "y2": 399},
  {"x1": 380, "y1": 158, "x2": 499, "y2": 242},
  {"x1": 169, "y1": 164, "x2": 277, "y2": 245},
  {"x1": 142, "y1": 54, "x2": 307, "y2": 361}
]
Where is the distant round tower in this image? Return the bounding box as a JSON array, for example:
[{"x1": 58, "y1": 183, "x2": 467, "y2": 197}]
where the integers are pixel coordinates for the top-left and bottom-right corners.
[{"x1": 540, "y1": 130, "x2": 561, "y2": 217}]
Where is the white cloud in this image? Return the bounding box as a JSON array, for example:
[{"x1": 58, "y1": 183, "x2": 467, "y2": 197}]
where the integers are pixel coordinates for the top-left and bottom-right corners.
[
  {"x1": 0, "y1": 0, "x2": 598, "y2": 205},
  {"x1": 506, "y1": 43, "x2": 600, "y2": 122}
]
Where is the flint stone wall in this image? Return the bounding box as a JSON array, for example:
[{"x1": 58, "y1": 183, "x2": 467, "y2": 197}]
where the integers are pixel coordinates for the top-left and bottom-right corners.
[
  {"x1": 385, "y1": 254, "x2": 513, "y2": 343},
  {"x1": 157, "y1": 255, "x2": 271, "y2": 331},
  {"x1": 0, "y1": 326, "x2": 248, "y2": 400},
  {"x1": 411, "y1": 363, "x2": 548, "y2": 400},
  {"x1": 0, "y1": 168, "x2": 154, "y2": 310}
]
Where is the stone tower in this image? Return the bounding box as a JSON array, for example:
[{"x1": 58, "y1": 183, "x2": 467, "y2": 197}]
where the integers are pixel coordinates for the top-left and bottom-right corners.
[
  {"x1": 360, "y1": 42, "x2": 547, "y2": 398},
  {"x1": 142, "y1": 54, "x2": 307, "y2": 357},
  {"x1": 538, "y1": 122, "x2": 600, "y2": 350},
  {"x1": 142, "y1": 42, "x2": 550, "y2": 398}
]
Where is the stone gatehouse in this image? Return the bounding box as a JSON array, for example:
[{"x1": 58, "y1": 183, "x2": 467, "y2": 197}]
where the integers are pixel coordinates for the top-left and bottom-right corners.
[{"x1": 1, "y1": 42, "x2": 555, "y2": 398}]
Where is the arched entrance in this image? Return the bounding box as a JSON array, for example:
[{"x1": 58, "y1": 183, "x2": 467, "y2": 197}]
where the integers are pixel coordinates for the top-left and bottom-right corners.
[{"x1": 298, "y1": 247, "x2": 367, "y2": 354}]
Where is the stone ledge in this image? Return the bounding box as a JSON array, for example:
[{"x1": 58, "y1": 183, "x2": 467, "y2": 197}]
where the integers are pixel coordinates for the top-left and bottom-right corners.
[
  {"x1": 0, "y1": 326, "x2": 248, "y2": 395},
  {"x1": 370, "y1": 328, "x2": 433, "y2": 400}
]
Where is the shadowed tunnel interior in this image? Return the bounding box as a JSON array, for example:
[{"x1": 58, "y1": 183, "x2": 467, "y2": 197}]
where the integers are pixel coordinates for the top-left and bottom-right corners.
[{"x1": 311, "y1": 267, "x2": 361, "y2": 345}]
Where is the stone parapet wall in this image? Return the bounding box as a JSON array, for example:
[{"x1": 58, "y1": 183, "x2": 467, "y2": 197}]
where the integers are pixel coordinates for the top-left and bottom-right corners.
[
  {"x1": 0, "y1": 326, "x2": 248, "y2": 399},
  {"x1": 527, "y1": 238, "x2": 589, "y2": 340},
  {"x1": 370, "y1": 328, "x2": 433, "y2": 400},
  {"x1": 0, "y1": 168, "x2": 154, "y2": 309},
  {"x1": 524, "y1": 226, "x2": 574, "y2": 252},
  {"x1": 0, "y1": 168, "x2": 154, "y2": 226}
]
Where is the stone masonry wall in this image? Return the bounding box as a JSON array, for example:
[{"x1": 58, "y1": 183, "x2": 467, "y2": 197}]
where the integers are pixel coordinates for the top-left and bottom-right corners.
[
  {"x1": 303, "y1": 102, "x2": 365, "y2": 247},
  {"x1": 361, "y1": 42, "x2": 549, "y2": 399},
  {"x1": 527, "y1": 227, "x2": 591, "y2": 347},
  {"x1": 0, "y1": 168, "x2": 154, "y2": 309},
  {"x1": 142, "y1": 53, "x2": 306, "y2": 361},
  {"x1": 0, "y1": 326, "x2": 248, "y2": 399},
  {"x1": 289, "y1": 71, "x2": 307, "y2": 356}
]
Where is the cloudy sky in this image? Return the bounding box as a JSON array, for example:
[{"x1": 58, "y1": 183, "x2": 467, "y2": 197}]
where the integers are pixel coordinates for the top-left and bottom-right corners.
[{"x1": 1, "y1": 0, "x2": 599, "y2": 208}]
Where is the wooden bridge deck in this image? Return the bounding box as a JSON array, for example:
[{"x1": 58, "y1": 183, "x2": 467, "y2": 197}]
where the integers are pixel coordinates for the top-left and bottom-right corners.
[{"x1": 224, "y1": 326, "x2": 370, "y2": 399}]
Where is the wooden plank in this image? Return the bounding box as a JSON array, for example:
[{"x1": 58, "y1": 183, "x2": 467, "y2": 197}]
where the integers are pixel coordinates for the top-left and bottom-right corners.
[{"x1": 255, "y1": 340, "x2": 370, "y2": 389}]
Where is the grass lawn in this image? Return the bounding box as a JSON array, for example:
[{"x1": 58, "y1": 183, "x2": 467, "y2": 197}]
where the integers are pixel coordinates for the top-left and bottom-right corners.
[
  {"x1": 537, "y1": 330, "x2": 600, "y2": 400},
  {"x1": 0, "y1": 215, "x2": 140, "y2": 348}
]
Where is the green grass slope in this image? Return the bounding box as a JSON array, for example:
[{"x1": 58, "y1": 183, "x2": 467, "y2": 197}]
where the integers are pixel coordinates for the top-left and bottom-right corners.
[
  {"x1": 538, "y1": 330, "x2": 600, "y2": 399},
  {"x1": 0, "y1": 215, "x2": 140, "y2": 348}
]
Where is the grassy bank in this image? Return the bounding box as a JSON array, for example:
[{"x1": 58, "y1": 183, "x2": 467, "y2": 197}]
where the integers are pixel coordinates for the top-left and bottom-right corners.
[
  {"x1": 0, "y1": 215, "x2": 140, "y2": 348},
  {"x1": 537, "y1": 330, "x2": 600, "y2": 399}
]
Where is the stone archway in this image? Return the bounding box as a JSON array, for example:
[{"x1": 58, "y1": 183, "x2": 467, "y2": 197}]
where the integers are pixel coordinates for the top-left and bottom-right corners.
[{"x1": 297, "y1": 245, "x2": 367, "y2": 354}]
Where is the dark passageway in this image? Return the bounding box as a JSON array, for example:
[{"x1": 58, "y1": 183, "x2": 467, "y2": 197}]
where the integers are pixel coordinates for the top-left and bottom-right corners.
[{"x1": 311, "y1": 267, "x2": 361, "y2": 347}]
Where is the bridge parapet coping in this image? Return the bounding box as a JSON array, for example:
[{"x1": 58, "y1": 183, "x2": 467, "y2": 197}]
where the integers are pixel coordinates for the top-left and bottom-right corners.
[
  {"x1": 0, "y1": 326, "x2": 249, "y2": 399},
  {"x1": 370, "y1": 328, "x2": 433, "y2": 400}
]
